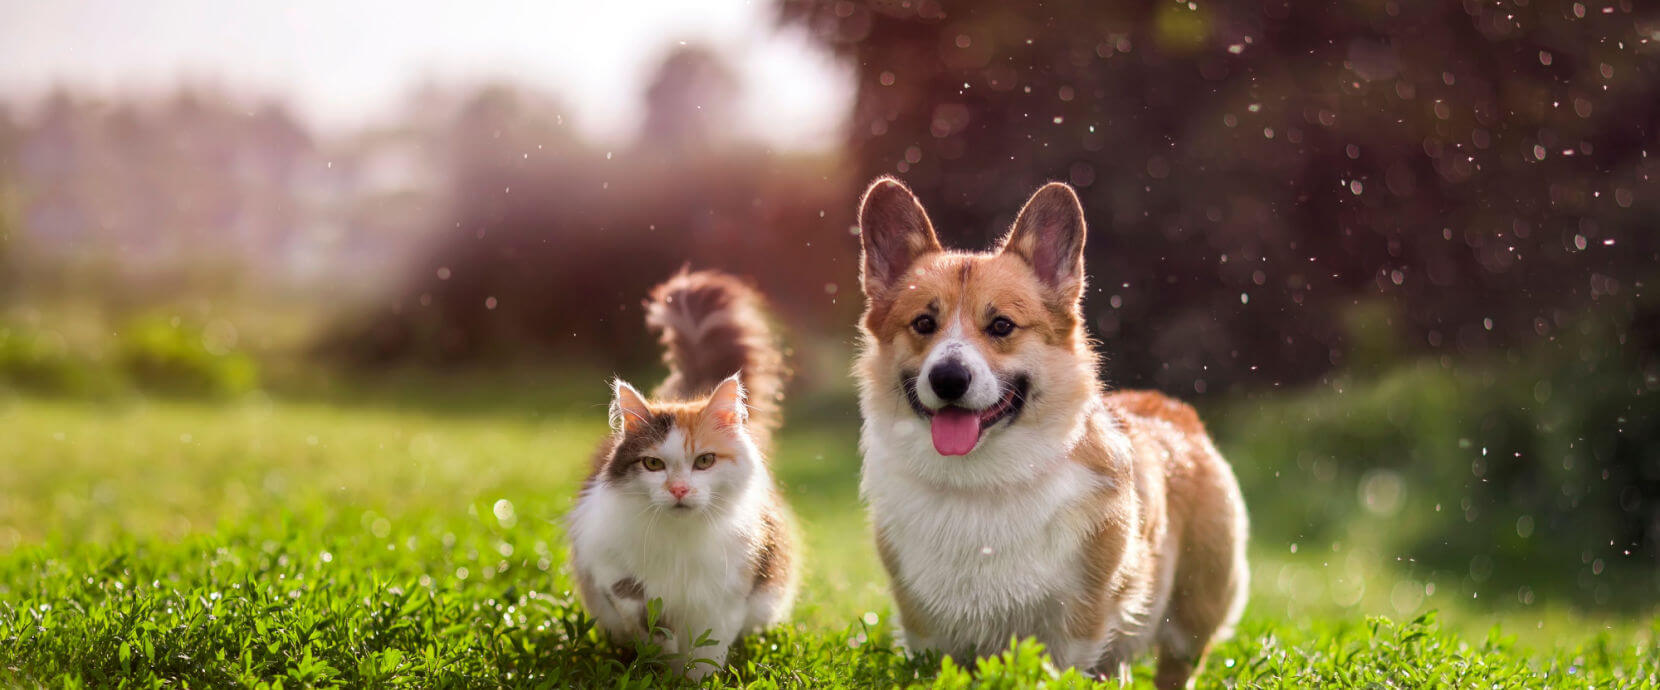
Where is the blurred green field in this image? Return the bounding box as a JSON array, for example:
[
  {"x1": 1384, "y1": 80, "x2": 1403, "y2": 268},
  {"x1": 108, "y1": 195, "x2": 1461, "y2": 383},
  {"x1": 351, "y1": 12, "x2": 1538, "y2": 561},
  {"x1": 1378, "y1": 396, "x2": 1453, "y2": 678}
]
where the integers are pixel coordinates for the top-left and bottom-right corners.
[{"x1": 1, "y1": 375, "x2": 1657, "y2": 687}]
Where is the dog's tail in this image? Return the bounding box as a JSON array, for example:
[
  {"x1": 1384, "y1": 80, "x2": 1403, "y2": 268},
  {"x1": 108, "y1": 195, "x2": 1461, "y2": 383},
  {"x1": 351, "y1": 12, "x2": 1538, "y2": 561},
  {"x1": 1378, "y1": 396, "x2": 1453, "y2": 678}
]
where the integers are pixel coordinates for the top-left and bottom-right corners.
[{"x1": 644, "y1": 268, "x2": 787, "y2": 449}]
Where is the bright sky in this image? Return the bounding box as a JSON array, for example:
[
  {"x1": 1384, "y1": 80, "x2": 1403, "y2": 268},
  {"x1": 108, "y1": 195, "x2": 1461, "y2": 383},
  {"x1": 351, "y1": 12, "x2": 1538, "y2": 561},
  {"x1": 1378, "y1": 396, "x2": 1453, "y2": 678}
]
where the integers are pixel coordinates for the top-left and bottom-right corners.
[{"x1": 0, "y1": 0, "x2": 853, "y2": 151}]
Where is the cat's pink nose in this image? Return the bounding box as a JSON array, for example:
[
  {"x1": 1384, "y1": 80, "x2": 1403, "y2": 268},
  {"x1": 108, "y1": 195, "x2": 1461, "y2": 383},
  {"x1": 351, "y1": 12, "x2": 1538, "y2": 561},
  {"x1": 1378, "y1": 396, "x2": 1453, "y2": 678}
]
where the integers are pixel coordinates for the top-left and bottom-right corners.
[{"x1": 667, "y1": 483, "x2": 690, "y2": 500}]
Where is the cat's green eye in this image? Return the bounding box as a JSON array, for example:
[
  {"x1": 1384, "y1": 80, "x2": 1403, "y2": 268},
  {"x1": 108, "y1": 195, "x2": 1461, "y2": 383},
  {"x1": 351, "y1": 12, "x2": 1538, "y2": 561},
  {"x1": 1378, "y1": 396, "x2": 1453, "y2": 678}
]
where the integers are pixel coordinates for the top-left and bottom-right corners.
[
  {"x1": 693, "y1": 453, "x2": 717, "y2": 470},
  {"x1": 640, "y1": 456, "x2": 665, "y2": 472}
]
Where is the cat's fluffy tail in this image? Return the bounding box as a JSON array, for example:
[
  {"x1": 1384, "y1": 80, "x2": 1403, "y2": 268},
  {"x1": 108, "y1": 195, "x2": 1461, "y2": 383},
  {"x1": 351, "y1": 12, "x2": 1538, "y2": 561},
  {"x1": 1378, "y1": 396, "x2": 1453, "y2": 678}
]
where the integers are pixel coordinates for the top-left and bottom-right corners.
[{"x1": 644, "y1": 268, "x2": 786, "y2": 449}]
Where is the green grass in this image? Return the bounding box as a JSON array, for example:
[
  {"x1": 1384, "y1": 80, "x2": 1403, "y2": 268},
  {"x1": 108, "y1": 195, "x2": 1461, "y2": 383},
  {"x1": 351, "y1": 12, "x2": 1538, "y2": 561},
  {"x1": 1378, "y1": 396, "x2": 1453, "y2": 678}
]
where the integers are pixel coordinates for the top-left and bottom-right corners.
[{"x1": 1, "y1": 390, "x2": 1657, "y2": 688}]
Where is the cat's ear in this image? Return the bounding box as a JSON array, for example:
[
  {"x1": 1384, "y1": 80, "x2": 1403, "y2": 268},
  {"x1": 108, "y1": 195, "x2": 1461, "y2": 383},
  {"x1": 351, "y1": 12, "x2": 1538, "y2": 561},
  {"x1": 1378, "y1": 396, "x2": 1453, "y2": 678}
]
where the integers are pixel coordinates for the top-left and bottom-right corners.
[
  {"x1": 704, "y1": 373, "x2": 748, "y2": 430},
  {"x1": 609, "y1": 379, "x2": 654, "y2": 435},
  {"x1": 859, "y1": 176, "x2": 941, "y2": 296}
]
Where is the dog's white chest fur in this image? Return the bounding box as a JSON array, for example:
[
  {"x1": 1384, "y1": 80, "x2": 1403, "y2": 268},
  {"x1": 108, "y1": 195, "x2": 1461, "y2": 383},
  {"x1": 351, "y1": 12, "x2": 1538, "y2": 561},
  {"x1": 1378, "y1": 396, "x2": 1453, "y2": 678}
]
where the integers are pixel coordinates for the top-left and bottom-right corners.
[{"x1": 860, "y1": 416, "x2": 1112, "y2": 661}]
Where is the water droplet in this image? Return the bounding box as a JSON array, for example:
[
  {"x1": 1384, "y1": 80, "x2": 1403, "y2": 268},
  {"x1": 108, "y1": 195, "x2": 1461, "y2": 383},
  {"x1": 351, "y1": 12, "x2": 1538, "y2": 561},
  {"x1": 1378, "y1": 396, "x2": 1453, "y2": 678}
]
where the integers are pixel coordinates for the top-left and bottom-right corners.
[{"x1": 493, "y1": 499, "x2": 517, "y2": 527}]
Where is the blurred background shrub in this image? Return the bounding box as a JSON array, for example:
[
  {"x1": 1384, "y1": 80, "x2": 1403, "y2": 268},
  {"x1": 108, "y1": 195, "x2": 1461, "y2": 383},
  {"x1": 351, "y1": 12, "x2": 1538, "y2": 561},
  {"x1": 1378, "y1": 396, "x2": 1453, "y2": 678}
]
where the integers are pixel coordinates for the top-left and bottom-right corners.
[
  {"x1": 1218, "y1": 300, "x2": 1660, "y2": 608},
  {"x1": 0, "y1": 316, "x2": 259, "y2": 397},
  {"x1": 0, "y1": 322, "x2": 113, "y2": 395},
  {"x1": 118, "y1": 316, "x2": 260, "y2": 396}
]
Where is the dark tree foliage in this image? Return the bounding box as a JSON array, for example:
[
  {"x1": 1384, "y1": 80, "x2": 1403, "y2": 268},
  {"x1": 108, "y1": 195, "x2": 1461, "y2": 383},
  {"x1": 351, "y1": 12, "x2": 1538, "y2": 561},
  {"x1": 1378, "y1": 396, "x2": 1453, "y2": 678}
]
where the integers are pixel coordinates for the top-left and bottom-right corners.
[{"x1": 781, "y1": 0, "x2": 1659, "y2": 393}]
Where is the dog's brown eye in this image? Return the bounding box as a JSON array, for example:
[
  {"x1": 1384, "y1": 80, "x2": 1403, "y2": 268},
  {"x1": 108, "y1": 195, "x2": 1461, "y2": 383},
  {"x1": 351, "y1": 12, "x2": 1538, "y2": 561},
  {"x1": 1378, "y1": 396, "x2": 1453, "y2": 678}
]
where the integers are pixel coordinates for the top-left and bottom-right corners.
[
  {"x1": 987, "y1": 316, "x2": 1016, "y2": 337},
  {"x1": 911, "y1": 314, "x2": 937, "y2": 335},
  {"x1": 640, "y1": 456, "x2": 665, "y2": 471},
  {"x1": 693, "y1": 453, "x2": 716, "y2": 470}
]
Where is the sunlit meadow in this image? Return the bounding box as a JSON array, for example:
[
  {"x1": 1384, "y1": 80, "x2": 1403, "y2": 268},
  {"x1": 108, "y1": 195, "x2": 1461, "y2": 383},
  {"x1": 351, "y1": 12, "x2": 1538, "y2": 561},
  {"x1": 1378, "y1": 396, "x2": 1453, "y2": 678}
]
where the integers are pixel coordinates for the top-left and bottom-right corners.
[{"x1": 1, "y1": 373, "x2": 1656, "y2": 686}]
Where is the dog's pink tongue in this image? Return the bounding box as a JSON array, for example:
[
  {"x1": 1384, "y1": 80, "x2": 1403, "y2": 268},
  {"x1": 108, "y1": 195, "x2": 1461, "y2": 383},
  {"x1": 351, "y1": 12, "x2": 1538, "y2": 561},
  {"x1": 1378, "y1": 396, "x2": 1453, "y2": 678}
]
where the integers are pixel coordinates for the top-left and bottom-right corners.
[{"x1": 930, "y1": 408, "x2": 982, "y2": 456}]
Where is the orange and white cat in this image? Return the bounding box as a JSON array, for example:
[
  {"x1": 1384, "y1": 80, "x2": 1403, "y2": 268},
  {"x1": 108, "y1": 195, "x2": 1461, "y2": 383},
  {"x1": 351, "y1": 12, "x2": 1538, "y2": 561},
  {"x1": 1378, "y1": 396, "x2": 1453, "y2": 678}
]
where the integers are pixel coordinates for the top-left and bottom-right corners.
[
  {"x1": 853, "y1": 178, "x2": 1249, "y2": 689},
  {"x1": 568, "y1": 269, "x2": 797, "y2": 679}
]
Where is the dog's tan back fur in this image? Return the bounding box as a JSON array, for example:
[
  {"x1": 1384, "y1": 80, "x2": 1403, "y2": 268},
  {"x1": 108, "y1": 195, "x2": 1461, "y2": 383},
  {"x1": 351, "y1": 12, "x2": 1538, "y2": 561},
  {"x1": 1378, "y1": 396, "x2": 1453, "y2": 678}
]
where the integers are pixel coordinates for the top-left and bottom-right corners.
[{"x1": 1101, "y1": 390, "x2": 1249, "y2": 684}]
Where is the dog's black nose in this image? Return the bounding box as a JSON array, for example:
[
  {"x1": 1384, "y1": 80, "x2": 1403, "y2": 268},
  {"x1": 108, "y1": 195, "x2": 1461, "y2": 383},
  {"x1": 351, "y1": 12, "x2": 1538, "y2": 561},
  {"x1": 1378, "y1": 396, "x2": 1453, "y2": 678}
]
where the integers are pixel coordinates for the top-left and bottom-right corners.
[{"x1": 928, "y1": 360, "x2": 972, "y2": 401}]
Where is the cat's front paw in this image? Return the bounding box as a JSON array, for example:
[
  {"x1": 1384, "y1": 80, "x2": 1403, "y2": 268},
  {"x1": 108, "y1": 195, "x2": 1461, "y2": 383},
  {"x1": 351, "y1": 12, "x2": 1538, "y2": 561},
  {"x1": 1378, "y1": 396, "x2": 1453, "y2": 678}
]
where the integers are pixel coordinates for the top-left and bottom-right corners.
[{"x1": 682, "y1": 656, "x2": 726, "y2": 682}]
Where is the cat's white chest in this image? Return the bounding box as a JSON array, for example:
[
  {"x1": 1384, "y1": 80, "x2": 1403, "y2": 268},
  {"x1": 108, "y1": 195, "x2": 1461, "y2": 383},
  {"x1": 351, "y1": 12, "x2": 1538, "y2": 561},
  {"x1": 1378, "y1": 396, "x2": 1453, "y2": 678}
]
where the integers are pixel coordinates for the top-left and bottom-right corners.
[
  {"x1": 633, "y1": 528, "x2": 747, "y2": 602},
  {"x1": 570, "y1": 491, "x2": 750, "y2": 609}
]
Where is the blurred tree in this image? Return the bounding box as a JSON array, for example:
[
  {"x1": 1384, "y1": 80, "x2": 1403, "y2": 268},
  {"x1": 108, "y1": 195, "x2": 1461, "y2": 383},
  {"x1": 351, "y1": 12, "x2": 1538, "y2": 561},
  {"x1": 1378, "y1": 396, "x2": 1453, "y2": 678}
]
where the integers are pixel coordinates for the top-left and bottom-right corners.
[
  {"x1": 333, "y1": 50, "x2": 853, "y2": 376},
  {"x1": 639, "y1": 45, "x2": 742, "y2": 156},
  {"x1": 0, "y1": 103, "x2": 15, "y2": 274},
  {"x1": 781, "y1": 0, "x2": 1660, "y2": 394}
]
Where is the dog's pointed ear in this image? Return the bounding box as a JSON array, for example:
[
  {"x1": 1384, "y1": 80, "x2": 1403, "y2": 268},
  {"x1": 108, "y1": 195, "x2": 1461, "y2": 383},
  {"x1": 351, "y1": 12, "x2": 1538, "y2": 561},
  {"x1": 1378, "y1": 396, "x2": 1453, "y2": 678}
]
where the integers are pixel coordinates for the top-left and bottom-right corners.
[
  {"x1": 609, "y1": 379, "x2": 654, "y2": 435},
  {"x1": 1000, "y1": 182, "x2": 1087, "y2": 299},
  {"x1": 858, "y1": 177, "x2": 941, "y2": 296}
]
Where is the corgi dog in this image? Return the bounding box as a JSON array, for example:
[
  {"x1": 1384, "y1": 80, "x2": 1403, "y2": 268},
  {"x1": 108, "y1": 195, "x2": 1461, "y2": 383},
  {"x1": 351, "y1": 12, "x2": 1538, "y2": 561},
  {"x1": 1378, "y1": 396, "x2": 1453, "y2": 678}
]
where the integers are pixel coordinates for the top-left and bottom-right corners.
[
  {"x1": 568, "y1": 269, "x2": 798, "y2": 679},
  {"x1": 853, "y1": 178, "x2": 1249, "y2": 689}
]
